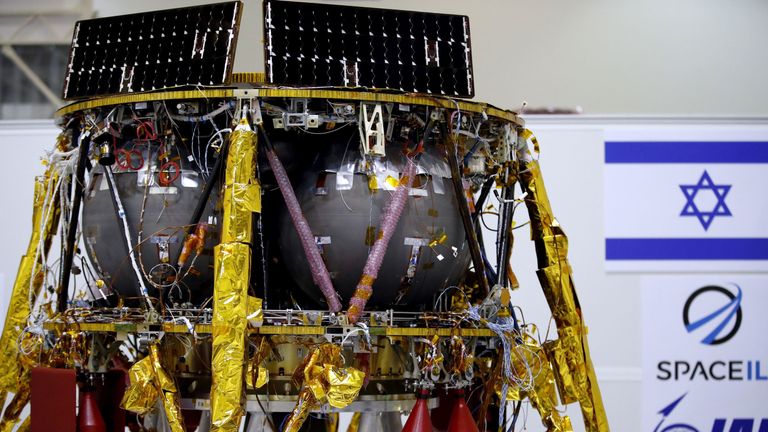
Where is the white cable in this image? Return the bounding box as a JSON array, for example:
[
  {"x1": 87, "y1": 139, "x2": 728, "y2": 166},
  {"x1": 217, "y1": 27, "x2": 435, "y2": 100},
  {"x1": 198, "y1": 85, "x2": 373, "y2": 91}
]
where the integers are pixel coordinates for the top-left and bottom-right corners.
[{"x1": 104, "y1": 166, "x2": 153, "y2": 310}]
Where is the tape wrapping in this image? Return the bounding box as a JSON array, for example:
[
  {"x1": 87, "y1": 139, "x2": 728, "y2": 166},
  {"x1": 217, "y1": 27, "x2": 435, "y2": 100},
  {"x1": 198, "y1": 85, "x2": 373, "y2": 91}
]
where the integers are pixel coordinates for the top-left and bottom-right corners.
[{"x1": 211, "y1": 125, "x2": 261, "y2": 431}]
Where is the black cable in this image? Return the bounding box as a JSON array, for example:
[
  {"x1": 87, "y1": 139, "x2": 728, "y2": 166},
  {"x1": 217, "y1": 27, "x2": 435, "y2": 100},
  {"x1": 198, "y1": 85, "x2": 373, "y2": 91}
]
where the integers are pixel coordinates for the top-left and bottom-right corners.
[
  {"x1": 472, "y1": 176, "x2": 496, "y2": 225},
  {"x1": 58, "y1": 121, "x2": 87, "y2": 313},
  {"x1": 184, "y1": 137, "x2": 230, "y2": 237},
  {"x1": 507, "y1": 400, "x2": 522, "y2": 432}
]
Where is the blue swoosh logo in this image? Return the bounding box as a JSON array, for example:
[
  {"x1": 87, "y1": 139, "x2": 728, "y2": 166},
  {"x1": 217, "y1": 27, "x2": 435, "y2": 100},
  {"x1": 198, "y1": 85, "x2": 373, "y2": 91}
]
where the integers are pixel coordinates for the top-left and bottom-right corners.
[{"x1": 685, "y1": 286, "x2": 741, "y2": 345}]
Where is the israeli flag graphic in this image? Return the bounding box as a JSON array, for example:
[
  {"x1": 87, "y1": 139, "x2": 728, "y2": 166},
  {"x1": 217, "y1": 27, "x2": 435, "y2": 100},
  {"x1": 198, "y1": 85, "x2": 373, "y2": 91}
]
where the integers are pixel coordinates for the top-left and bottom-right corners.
[{"x1": 605, "y1": 128, "x2": 768, "y2": 272}]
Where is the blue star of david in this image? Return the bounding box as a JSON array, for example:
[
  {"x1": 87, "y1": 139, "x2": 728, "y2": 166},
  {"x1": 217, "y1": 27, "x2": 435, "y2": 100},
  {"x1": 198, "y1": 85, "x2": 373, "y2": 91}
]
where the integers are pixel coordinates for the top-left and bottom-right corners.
[{"x1": 679, "y1": 170, "x2": 732, "y2": 230}]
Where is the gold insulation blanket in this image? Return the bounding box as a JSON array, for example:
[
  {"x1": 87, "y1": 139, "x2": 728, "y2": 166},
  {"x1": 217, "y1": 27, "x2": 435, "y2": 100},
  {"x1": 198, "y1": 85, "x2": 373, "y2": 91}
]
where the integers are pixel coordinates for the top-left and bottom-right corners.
[
  {"x1": 150, "y1": 345, "x2": 185, "y2": 432},
  {"x1": 522, "y1": 337, "x2": 572, "y2": 431},
  {"x1": 220, "y1": 124, "x2": 261, "y2": 243},
  {"x1": 246, "y1": 336, "x2": 270, "y2": 390},
  {"x1": 519, "y1": 160, "x2": 609, "y2": 432},
  {"x1": 16, "y1": 417, "x2": 30, "y2": 432},
  {"x1": 493, "y1": 334, "x2": 573, "y2": 431},
  {"x1": 0, "y1": 169, "x2": 60, "y2": 394},
  {"x1": 121, "y1": 356, "x2": 158, "y2": 414},
  {"x1": 0, "y1": 373, "x2": 30, "y2": 432},
  {"x1": 211, "y1": 124, "x2": 261, "y2": 431},
  {"x1": 283, "y1": 344, "x2": 364, "y2": 432},
  {"x1": 121, "y1": 344, "x2": 185, "y2": 432}
]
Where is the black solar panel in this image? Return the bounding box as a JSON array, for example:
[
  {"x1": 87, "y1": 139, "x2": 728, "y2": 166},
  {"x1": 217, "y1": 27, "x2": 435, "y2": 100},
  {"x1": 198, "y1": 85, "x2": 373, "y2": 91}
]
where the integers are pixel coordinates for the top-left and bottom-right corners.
[
  {"x1": 264, "y1": 0, "x2": 474, "y2": 98},
  {"x1": 63, "y1": 1, "x2": 242, "y2": 100}
]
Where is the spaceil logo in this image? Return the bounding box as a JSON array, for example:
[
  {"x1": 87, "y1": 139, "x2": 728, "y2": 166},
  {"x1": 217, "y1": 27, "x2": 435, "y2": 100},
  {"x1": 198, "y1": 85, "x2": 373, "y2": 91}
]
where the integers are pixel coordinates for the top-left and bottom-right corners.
[
  {"x1": 653, "y1": 393, "x2": 768, "y2": 432},
  {"x1": 683, "y1": 285, "x2": 742, "y2": 345},
  {"x1": 657, "y1": 284, "x2": 768, "y2": 382}
]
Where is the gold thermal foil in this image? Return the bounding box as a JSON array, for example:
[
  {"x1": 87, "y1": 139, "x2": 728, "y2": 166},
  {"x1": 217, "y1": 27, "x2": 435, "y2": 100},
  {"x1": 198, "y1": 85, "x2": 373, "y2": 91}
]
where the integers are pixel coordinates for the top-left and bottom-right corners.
[
  {"x1": 283, "y1": 388, "x2": 316, "y2": 432},
  {"x1": 581, "y1": 329, "x2": 609, "y2": 431},
  {"x1": 160, "y1": 391, "x2": 185, "y2": 432},
  {"x1": 247, "y1": 296, "x2": 263, "y2": 327},
  {"x1": 246, "y1": 363, "x2": 269, "y2": 389},
  {"x1": 16, "y1": 416, "x2": 29, "y2": 432},
  {"x1": 536, "y1": 263, "x2": 579, "y2": 329},
  {"x1": 121, "y1": 356, "x2": 159, "y2": 414},
  {"x1": 150, "y1": 345, "x2": 185, "y2": 432},
  {"x1": 245, "y1": 362, "x2": 254, "y2": 388},
  {"x1": 221, "y1": 185, "x2": 255, "y2": 243},
  {"x1": 252, "y1": 336, "x2": 271, "y2": 364},
  {"x1": 326, "y1": 412, "x2": 340, "y2": 432},
  {"x1": 560, "y1": 417, "x2": 575, "y2": 431},
  {"x1": 0, "y1": 378, "x2": 30, "y2": 432},
  {"x1": 494, "y1": 379, "x2": 522, "y2": 402},
  {"x1": 0, "y1": 171, "x2": 60, "y2": 393},
  {"x1": 211, "y1": 121, "x2": 261, "y2": 432},
  {"x1": 519, "y1": 162, "x2": 555, "y2": 240},
  {"x1": 509, "y1": 336, "x2": 572, "y2": 432},
  {"x1": 220, "y1": 126, "x2": 260, "y2": 244},
  {"x1": 211, "y1": 243, "x2": 250, "y2": 431},
  {"x1": 301, "y1": 345, "x2": 341, "y2": 403},
  {"x1": 324, "y1": 366, "x2": 364, "y2": 408},
  {"x1": 520, "y1": 129, "x2": 540, "y2": 156},
  {"x1": 284, "y1": 344, "x2": 356, "y2": 431},
  {"x1": 229, "y1": 182, "x2": 262, "y2": 213},
  {"x1": 544, "y1": 328, "x2": 586, "y2": 406},
  {"x1": 527, "y1": 351, "x2": 560, "y2": 428},
  {"x1": 307, "y1": 370, "x2": 328, "y2": 403},
  {"x1": 347, "y1": 412, "x2": 362, "y2": 432},
  {"x1": 294, "y1": 344, "x2": 342, "y2": 389},
  {"x1": 247, "y1": 336, "x2": 270, "y2": 389},
  {"x1": 518, "y1": 157, "x2": 609, "y2": 432},
  {"x1": 255, "y1": 367, "x2": 269, "y2": 388},
  {"x1": 0, "y1": 341, "x2": 40, "y2": 431},
  {"x1": 48, "y1": 331, "x2": 89, "y2": 369}
]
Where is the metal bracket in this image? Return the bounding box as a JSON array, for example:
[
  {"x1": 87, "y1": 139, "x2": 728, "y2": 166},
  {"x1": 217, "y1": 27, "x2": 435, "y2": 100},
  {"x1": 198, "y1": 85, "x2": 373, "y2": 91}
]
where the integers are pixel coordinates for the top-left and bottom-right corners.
[
  {"x1": 233, "y1": 89, "x2": 262, "y2": 125},
  {"x1": 359, "y1": 103, "x2": 386, "y2": 157}
]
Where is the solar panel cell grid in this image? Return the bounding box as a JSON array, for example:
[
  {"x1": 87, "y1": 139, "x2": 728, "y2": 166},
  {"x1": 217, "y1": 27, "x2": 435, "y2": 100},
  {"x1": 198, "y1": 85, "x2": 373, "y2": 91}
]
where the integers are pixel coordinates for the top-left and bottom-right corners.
[
  {"x1": 264, "y1": 0, "x2": 474, "y2": 98},
  {"x1": 63, "y1": 1, "x2": 241, "y2": 100}
]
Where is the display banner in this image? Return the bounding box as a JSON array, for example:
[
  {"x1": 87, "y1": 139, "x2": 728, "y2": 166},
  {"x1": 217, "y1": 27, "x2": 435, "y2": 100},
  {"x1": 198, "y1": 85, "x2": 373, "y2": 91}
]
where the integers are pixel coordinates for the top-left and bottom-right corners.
[
  {"x1": 642, "y1": 276, "x2": 768, "y2": 432},
  {"x1": 604, "y1": 129, "x2": 768, "y2": 272}
]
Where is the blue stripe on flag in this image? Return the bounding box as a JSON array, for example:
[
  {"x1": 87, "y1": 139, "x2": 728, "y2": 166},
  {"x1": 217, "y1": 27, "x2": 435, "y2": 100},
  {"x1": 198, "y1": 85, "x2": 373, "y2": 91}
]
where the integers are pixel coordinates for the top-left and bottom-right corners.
[
  {"x1": 604, "y1": 141, "x2": 768, "y2": 163},
  {"x1": 605, "y1": 238, "x2": 768, "y2": 260}
]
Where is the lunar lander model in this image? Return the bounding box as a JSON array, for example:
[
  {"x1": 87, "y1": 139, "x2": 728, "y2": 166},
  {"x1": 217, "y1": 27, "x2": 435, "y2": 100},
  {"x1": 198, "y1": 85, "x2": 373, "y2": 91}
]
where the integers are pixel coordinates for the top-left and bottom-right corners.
[{"x1": 0, "y1": 1, "x2": 608, "y2": 431}]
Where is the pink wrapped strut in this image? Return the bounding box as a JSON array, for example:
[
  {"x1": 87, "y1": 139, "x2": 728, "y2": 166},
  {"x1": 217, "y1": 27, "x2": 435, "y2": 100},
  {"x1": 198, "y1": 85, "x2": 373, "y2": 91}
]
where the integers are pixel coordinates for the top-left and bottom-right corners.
[
  {"x1": 266, "y1": 148, "x2": 342, "y2": 312},
  {"x1": 347, "y1": 158, "x2": 418, "y2": 323}
]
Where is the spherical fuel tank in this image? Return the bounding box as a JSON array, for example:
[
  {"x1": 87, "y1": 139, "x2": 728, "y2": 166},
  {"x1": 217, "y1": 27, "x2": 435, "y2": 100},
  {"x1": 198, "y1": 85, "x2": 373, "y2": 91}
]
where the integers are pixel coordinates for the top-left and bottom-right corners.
[
  {"x1": 82, "y1": 142, "x2": 219, "y2": 305},
  {"x1": 275, "y1": 132, "x2": 471, "y2": 310}
]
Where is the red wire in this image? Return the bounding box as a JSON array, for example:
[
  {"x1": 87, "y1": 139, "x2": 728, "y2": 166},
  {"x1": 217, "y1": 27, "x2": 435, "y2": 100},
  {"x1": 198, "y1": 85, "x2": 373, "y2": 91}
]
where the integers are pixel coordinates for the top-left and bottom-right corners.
[
  {"x1": 135, "y1": 120, "x2": 157, "y2": 144},
  {"x1": 403, "y1": 138, "x2": 424, "y2": 157},
  {"x1": 116, "y1": 149, "x2": 144, "y2": 170},
  {"x1": 158, "y1": 160, "x2": 180, "y2": 186}
]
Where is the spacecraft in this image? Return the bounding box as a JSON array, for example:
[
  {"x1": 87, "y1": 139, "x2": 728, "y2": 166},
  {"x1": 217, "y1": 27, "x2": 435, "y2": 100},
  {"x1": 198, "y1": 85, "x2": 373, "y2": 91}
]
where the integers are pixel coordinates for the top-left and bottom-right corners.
[{"x1": 0, "y1": 1, "x2": 609, "y2": 431}]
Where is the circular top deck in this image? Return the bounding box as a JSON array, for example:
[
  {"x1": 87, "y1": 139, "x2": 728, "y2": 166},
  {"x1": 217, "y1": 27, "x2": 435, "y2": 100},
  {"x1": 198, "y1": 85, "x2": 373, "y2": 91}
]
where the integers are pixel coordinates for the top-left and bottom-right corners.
[{"x1": 55, "y1": 76, "x2": 523, "y2": 126}]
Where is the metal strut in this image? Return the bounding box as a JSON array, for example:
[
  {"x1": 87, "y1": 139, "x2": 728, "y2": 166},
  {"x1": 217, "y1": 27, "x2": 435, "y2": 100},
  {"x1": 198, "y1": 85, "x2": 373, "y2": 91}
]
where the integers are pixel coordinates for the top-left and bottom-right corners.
[{"x1": 57, "y1": 123, "x2": 87, "y2": 313}]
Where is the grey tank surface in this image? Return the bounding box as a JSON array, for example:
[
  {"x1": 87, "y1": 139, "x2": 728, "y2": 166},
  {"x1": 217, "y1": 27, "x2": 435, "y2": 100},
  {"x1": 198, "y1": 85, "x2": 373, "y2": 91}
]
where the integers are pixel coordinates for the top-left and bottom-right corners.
[
  {"x1": 81, "y1": 127, "x2": 470, "y2": 310},
  {"x1": 82, "y1": 155, "x2": 218, "y2": 304},
  {"x1": 275, "y1": 136, "x2": 470, "y2": 310}
]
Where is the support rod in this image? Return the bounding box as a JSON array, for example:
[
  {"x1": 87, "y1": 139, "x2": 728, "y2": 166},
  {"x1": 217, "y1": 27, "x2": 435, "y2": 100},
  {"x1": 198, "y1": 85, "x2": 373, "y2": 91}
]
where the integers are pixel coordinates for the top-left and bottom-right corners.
[
  {"x1": 443, "y1": 126, "x2": 490, "y2": 297},
  {"x1": 57, "y1": 124, "x2": 87, "y2": 313},
  {"x1": 185, "y1": 141, "x2": 229, "y2": 236}
]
